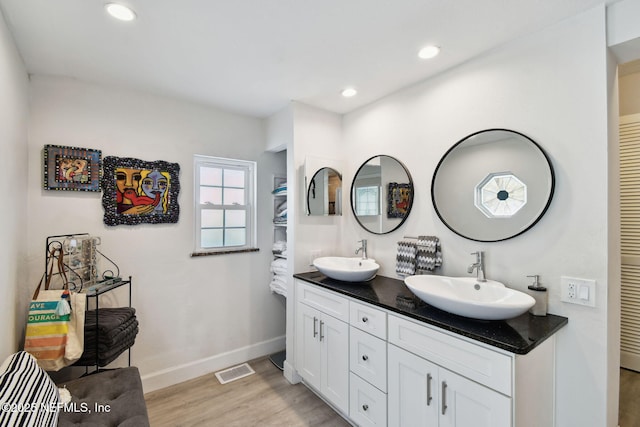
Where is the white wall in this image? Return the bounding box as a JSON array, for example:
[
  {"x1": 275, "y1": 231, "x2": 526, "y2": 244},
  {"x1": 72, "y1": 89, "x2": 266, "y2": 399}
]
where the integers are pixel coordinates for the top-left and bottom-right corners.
[
  {"x1": 292, "y1": 102, "x2": 345, "y2": 274},
  {"x1": 292, "y1": 7, "x2": 612, "y2": 426},
  {"x1": 25, "y1": 76, "x2": 286, "y2": 391},
  {"x1": 0, "y1": 8, "x2": 28, "y2": 360}
]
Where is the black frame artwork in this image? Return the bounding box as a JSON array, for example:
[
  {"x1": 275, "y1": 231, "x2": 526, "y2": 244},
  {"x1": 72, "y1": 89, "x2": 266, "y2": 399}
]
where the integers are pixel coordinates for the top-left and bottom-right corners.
[{"x1": 101, "y1": 156, "x2": 180, "y2": 226}]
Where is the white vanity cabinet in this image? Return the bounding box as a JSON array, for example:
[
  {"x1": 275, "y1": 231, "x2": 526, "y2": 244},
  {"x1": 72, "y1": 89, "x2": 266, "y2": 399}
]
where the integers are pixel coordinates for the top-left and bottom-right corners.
[
  {"x1": 388, "y1": 344, "x2": 510, "y2": 427},
  {"x1": 387, "y1": 314, "x2": 554, "y2": 427},
  {"x1": 295, "y1": 281, "x2": 349, "y2": 414},
  {"x1": 294, "y1": 278, "x2": 558, "y2": 427},
  {"x1": 387, "y1": 313, "x2": 511, "y2": 427}
]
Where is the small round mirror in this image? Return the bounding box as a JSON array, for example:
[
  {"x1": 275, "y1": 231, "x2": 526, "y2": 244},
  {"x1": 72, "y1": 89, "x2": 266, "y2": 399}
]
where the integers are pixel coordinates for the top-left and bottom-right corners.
[
  {"x1": 351, "y1": 155, "x2": 413, "y2": 234},
  {"x1": 307, "y1": 167, "x2": 342, "y2": 216},
  {"x1": 432, "y1": 129, "x2": 554, "y2": 242}
]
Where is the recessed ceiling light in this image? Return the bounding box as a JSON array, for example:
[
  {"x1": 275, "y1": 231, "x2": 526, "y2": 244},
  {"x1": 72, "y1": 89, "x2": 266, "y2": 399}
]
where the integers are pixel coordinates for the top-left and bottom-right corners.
[
  {"x1": 105, "y1": 3, "x2": 137, "y2": 21},
  {"x1": 418, "y1": 45, "x2": 440, "y2": 59},
  {"x1": 341, "y1": 88, "x2": 357, "y2": 98}
]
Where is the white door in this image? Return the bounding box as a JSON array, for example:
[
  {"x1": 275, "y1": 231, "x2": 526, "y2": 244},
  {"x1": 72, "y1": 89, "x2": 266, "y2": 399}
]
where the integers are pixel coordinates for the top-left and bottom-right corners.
[
  {"x1": 296, "y1": 303, "x2": 321, "y2": 390},
  {"x1": 438, "y1": 368, "x2": 511, "y2": 427},
  {"x1": 620, "y1": 113, "x2": 640, "y2": 372},
  {"x1": 321, "y1": 313, "x2": 349, "y2": 414},
  {"x1": 388, "y1": 344, "x2": 439, "y2": 427}
]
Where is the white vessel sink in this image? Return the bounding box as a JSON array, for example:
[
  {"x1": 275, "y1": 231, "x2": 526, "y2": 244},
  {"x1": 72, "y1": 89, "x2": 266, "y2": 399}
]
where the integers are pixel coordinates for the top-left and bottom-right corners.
[
  {"x1": 313, "y1": 257, "x2": 379, "y2": 282},
  {"x1": 404, "y1": 275, "x2": 535, "y2": 320}
]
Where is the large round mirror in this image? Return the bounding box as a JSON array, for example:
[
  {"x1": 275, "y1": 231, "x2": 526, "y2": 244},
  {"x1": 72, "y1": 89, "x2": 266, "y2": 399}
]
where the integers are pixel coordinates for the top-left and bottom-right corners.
[
  {"x1": 351, "y1": 155, "x2": 414, "y2": 234},
  {"x1": 307, "y1": 167, "x2": 342, "y2": 216},
  {"x1": 432, "y1": 129, "x2": 555, "y2": 242}
]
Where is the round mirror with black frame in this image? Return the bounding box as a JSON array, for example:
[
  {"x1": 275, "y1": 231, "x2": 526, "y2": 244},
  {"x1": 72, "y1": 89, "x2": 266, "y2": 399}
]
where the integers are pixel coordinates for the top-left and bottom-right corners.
[
  {"x1": 307, "y1": 167, "x2": 342, "y2": 216},
  {"x1": 350, "y1": 155, "x2": 414, "y2": 235},
  {"x1": 431, "y1": 129, "x2": 555, "y2": 242}
]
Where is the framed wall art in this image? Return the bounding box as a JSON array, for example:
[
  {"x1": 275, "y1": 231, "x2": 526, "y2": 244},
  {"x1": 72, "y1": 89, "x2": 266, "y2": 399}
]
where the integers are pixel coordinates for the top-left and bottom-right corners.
[
  {"x1": 43, "y1": 145, "x2": 102, "y2": 191},
  {"x1": 101, "y1": 156, "x2": 180, "y2": 226},
  {"x1": 387, "y1": 182, "x2": 412, "y2": 219}
]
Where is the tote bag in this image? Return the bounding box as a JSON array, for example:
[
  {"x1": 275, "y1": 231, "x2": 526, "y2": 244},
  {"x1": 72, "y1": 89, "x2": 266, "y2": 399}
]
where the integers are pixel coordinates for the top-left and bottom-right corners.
[{"x1": 24, "y1": 248, "x2": 85, "y2": 371}]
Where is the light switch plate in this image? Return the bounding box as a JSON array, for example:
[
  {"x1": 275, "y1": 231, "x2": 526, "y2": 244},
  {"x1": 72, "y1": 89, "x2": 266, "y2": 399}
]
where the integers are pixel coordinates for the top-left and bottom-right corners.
[{"x1": 560, "y1": 276, "x2": 596, "y2": 307}]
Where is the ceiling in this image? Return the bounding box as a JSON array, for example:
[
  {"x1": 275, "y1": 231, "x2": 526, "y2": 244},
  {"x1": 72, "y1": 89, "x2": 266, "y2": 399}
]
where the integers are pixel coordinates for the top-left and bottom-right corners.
[{"x1": 0, "y1": 0, "x2": 617, "y2": 118}]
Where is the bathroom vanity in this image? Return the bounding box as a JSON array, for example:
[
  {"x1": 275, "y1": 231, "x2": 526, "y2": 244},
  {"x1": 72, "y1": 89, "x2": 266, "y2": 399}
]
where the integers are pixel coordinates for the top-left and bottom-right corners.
[{"x1": 293, "y1": 272, "x2": 568, "y2": 427}]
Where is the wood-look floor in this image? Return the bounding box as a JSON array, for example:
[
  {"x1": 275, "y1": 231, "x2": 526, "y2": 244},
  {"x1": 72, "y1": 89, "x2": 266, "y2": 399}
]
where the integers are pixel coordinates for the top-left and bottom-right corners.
[
  {"x1": 144, "y1": 357, "x2": 350, "y2": 427},
  {"x1": 147, "y1": 362, "x2": 640, "y2": 426},
  {"x1": 620, "y1": 368, "x2": 640, "y2": 427}
]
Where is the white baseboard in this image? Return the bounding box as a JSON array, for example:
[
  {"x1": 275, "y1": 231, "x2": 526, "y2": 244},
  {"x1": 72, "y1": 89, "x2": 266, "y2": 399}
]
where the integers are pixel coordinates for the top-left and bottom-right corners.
[{"x1": 141, "y1": 335, "x2": 285, "y2": 393}]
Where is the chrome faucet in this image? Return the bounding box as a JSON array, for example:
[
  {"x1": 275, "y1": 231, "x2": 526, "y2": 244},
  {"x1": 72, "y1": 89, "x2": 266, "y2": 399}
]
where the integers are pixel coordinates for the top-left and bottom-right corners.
[
  {"x1": 355, "y1": 239, "x2": 368, "y2": 260},
  {"x1": 467, "y1": 251, "x2": 487, "y2": 282}
]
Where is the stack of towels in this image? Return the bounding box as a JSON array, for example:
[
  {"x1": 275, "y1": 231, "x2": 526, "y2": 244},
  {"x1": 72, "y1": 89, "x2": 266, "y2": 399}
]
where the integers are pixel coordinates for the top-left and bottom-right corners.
[
  {"x1": 272, "y1": 240, "x2": 287, "y2": 257},
  {"x1": 272, "y1": 182, "x2": 287, "y2": 196},
  {"x1": 396, "y1": 236, "x2": 442, "y2": 276},
  {"x1": 75, "y1": 307, "x2": 138, "y2": 367},
  {"x1": 274, "y1": 199, "x2": 287, "y2": 225},
  {"x1": 270, "y1": 257, "x2": 288, "y2": 297}
]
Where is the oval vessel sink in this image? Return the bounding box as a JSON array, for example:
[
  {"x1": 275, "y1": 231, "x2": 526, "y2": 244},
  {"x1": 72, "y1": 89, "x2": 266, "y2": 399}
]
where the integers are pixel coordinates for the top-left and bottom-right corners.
[
  {"x1": 404, "y1": 275, "x2": 535, "y2": 320},
  {"x1": 313, "y1": 257, "x2": 379, "y2": 282}
]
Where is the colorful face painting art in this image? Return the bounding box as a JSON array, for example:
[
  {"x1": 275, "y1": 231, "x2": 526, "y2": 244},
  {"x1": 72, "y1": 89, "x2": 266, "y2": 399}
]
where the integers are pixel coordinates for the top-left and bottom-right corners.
[
  {"x1": 102, "y1": 156, "x2": 180, "y2": 226},
  {"x1": 387, "y1": 182, "x2": 413, "y2": 219},
  {"x1": 43, "y1": 145, "x2": 102, "y2": 191}
]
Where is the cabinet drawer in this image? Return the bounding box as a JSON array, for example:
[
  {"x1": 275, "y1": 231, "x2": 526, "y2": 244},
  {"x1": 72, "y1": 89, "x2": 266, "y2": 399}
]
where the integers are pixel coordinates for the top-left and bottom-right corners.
[
  {"x1": 388, "y1": 315, "x2": 512, "y2": 396},
  {"x1": 350, "y1": 373, "x2": 387, "y2": 427},
  {"x1": 350, "y1": 300, "x2": 387, "y2": 339},
  {"x1": 296, "y1": 281, "x2": 349, "y2": 322},
  {"x1": 350, "y1": 327, "x2": 387, "y2": 392}
]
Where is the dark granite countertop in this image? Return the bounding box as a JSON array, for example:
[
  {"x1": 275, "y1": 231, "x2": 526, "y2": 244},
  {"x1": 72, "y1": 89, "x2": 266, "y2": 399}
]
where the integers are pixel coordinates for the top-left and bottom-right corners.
[{"x1": 294, "y1": 271, "x2": 568, "y2": 355}]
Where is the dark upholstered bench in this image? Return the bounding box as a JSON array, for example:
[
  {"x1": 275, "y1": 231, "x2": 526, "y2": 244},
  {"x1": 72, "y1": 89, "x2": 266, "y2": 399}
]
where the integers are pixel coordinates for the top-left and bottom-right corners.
[
  {"x1": 0, "y1": 352, "x2": 149, "y2": 427},
  {"x1": 58, "y1": 367, "x2": 149, "y2": 427}
]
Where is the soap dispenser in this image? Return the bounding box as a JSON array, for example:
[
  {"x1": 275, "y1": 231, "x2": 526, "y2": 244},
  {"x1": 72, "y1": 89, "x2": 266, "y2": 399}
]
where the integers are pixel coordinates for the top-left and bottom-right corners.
[{"x1": 527, "y1": 274, "x2": 547, "y2": 316}]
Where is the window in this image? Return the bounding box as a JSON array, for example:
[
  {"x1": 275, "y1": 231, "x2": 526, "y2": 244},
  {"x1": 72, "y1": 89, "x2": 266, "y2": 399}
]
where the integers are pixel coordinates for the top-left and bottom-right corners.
[
  {"x1": 194, "y1": 155, "x2": 257, "y2": 253},
  {"x1": 354, "y1": 185, "x2": 380, "y2": 216}
]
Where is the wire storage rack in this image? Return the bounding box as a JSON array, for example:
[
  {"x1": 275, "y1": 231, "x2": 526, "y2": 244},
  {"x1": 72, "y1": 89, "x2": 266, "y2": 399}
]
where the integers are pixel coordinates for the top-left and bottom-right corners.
[{"x1": 44, "y1": 234, "x2": 135, "y2": 373}]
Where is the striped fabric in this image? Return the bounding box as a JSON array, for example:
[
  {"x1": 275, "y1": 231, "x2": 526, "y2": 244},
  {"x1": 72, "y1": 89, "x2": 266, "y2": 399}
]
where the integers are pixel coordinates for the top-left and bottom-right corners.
[
  {"x1": 0, "y1": 351, "x2": 60, "y2": 427},
  {"x1": 24, "y1": 295, "x2": 70, "y2": 369},
  {"x1": 395, "y1": 239, "x2": 417, "y2": 276}
]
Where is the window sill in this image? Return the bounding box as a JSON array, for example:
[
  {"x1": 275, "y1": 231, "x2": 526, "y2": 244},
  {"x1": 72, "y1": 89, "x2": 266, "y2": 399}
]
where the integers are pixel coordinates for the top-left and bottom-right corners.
[{"x1": 191, "y1": 248, "x2": 259, "y2": 257}]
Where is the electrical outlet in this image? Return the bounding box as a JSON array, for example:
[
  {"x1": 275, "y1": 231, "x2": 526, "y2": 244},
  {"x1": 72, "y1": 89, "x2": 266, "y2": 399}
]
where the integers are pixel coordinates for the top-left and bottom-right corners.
[
  {"x1": 567, "y1": 283, "x2": 577, "y2": 299},
  {"x1": 561, "y1": 276, "x2": 596, "y2": 307}
]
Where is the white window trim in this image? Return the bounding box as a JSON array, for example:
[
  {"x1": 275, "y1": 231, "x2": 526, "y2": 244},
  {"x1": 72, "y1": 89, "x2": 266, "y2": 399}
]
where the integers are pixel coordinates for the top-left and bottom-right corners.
[{"x1": 193, "y1": 154, "x2": 258, "y2": 255}]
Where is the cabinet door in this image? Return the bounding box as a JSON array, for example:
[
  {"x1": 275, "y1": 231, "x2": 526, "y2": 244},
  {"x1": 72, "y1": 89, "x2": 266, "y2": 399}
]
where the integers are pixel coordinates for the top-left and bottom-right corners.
[
  {"x1": 439, "y1": 368, "x2": 511, "y2": 427},
  {"x1": 296, "y1": 303, "x2": 321, "y2": 391},
  {"x1": 321, "y1": 313, "x2": 349, "y2": 414},
  {"x1": 388, "y1": 344, "x2": 439, "y2": 427}
]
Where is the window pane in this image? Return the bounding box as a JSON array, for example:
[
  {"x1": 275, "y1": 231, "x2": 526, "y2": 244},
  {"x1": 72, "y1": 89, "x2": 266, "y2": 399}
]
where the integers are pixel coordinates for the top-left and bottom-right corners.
[
  {"x1": 200, "y1": 167, "x2": 222, "y2": 186},
  {"x1": 200, "y1": 187, "x2": 222, "y2": 204},
  {"x1": 225, "y1": 228, "x2": 246, "y2": 246},
  {"x1": 202, "y1": 210, "x2": 224, "y2": 228},
  {"x1": 224, "y1": 188, "x2": 245, "y2": 205},
  {"x1": 201, "y1": 229, "x2": 223, "y2": 248},
  {"x1": 224, "y1": 169, "x2": 245, "y2": 188},
  {"x1": 356, "y1": 186, "x2": 380, "y2": 215},
  {"x1": 225, "y1": 210, "x2": 246, "y2": 227},
  {"x1": 195, "y1": 155, "x2": 255, "y2": 252}
]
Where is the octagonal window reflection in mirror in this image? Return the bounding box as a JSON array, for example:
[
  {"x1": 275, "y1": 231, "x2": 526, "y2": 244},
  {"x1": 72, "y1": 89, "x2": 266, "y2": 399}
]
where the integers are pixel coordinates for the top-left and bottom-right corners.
[
  {"x1": 474, "y1": 172, "x2": 527, "y2": 218},
  {"x1": 432, "y1": 129, "x2": 554, "y2": 242}
]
